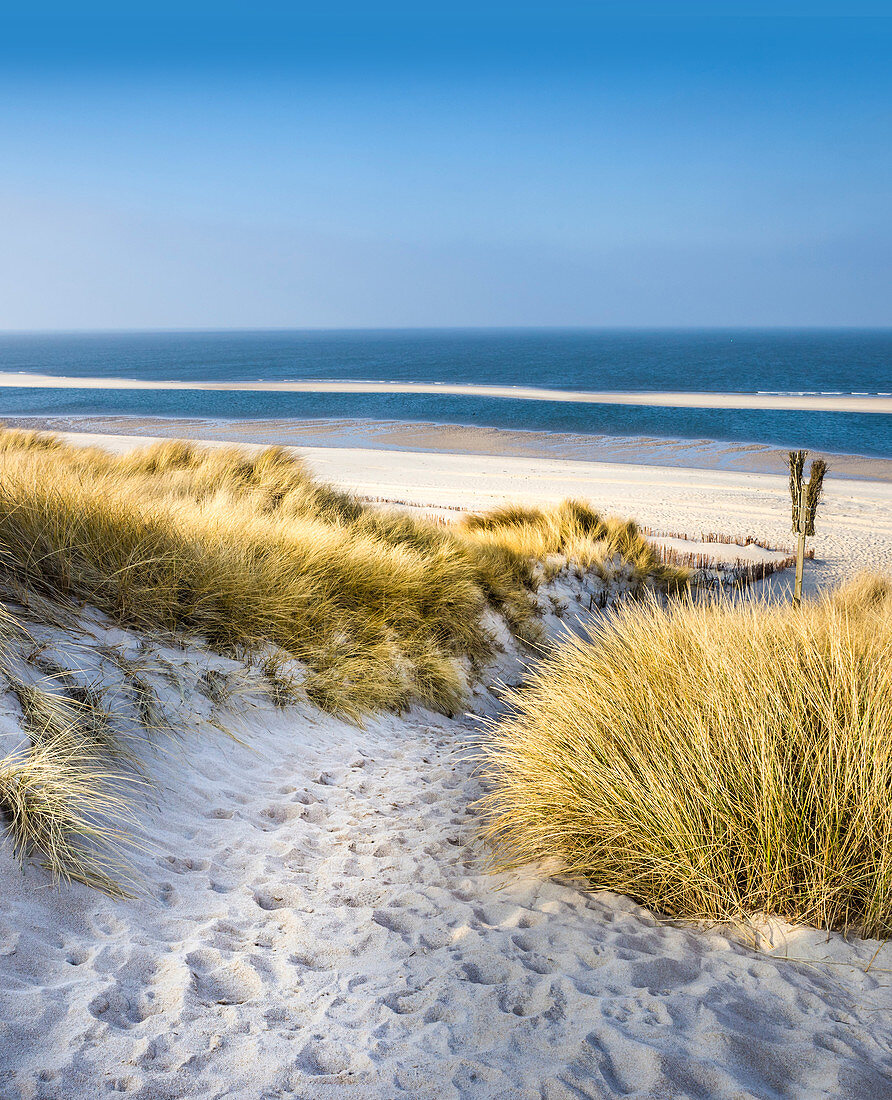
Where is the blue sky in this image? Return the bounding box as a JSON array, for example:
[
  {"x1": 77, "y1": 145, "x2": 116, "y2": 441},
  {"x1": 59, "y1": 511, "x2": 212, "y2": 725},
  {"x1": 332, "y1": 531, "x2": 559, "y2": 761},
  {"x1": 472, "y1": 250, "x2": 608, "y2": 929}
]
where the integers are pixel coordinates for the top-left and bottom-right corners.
[{"x1": 0, "y1": 6, "x2": 889, "y2": 329}]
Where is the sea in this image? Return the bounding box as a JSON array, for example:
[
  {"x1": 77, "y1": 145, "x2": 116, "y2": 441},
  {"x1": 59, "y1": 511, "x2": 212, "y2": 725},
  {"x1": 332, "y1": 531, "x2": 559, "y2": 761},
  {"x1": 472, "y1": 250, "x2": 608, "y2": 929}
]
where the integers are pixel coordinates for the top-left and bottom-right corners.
[{"x1": 0, "y1": 329, "x2": 890, "y2": 459}]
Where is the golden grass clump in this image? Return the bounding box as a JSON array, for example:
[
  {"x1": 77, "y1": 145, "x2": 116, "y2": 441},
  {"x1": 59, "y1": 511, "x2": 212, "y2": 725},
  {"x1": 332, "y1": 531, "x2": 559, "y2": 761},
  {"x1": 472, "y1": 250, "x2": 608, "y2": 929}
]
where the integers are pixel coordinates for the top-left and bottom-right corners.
[
  {"x1": 0, "y1": 427, "x2": 61, "y2": 454},
  {"x1": 0, "y1": 649, "x2": 144, "y2": 896},
  {"x1": 481, "y1": 574, "x2": 892, "y2": 937},
  {"x1": 0, "y1": 429, "x2": 677, "y2": 719},
  {"x1": 0, "y1": 728, "x2": 140, "y2": 896},
  {"x1": 462, "y1": 500, "x2": 683, "y2": 589}
]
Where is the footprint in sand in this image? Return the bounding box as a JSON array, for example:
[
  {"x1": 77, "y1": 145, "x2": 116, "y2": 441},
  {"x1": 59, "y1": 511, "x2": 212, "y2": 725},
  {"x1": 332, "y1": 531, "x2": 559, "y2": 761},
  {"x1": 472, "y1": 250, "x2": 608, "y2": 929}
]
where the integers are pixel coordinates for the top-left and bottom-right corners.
[
  {"x1": 253, "y1": 884, "x2": 306, "y2": 911},
  {"x1": 292, "y1": 1039, "x2": 374, "y2": 1081},
  {"x1": 188, "y1": 948, "x2": 263, "y2": 1005},
  {"x1": 89, "y1": 953, "x2": 188, "y2": 1027}
]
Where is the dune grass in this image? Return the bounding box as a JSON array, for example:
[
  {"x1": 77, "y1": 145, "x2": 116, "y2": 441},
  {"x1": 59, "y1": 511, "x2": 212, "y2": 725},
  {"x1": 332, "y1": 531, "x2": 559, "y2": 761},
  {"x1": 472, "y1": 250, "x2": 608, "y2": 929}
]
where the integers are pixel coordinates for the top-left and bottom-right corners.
[
  {"x1": 461, "y1": 501, "x2": 682, "y2": 586},
  {"x1": 481, "y1": 574, "x2": 892, "y2": 938},
  {"x1": 0, "y1": 430, "x2": 676, "y2": 719},
  {"x1": 0, "y1": 732, "x2": 139, "y2": 896},
  {"x1": 0, "y1": 653, "x2": 144, "y2": 896}
]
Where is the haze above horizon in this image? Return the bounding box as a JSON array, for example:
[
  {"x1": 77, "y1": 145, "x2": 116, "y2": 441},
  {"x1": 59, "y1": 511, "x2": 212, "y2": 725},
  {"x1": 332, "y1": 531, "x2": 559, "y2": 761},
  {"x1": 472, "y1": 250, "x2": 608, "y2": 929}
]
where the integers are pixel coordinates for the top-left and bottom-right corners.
[{"x1": 1, "y1": 5, "x2": 889, "y2": 331}]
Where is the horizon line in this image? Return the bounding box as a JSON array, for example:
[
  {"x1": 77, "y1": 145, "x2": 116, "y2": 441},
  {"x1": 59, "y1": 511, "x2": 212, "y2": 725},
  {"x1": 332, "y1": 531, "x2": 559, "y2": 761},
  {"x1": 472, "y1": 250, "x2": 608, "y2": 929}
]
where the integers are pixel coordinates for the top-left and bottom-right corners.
[{"x1": 1, "y1": 324, "x2": 891, "y2": 337}]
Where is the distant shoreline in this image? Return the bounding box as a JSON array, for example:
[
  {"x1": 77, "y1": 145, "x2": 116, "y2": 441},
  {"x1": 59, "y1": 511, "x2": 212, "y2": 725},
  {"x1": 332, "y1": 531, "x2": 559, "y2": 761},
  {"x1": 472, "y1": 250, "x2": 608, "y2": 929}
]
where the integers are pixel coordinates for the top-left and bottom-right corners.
[
  {"x1": 1, "y1": 372, "x2": 891, "y2": 415},
  {"x1": 5, "y1": 413, "x2": 892, "y2": 482}
]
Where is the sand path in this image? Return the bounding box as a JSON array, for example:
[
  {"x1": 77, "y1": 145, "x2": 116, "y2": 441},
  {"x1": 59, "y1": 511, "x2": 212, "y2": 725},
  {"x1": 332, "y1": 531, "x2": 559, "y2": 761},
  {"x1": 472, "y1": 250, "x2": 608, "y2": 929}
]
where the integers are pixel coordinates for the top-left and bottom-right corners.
[{"x1": 3, "y1": 619, "x2": 892, "y2": 1099}]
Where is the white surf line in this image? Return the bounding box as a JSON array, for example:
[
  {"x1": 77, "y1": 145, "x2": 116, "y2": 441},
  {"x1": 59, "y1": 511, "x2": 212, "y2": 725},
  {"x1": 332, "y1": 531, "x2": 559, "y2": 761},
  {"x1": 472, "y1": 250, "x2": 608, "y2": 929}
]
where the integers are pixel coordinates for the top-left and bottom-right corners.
[{"x1": 1, "y1": 372, "x2": 891, "y2": 414}]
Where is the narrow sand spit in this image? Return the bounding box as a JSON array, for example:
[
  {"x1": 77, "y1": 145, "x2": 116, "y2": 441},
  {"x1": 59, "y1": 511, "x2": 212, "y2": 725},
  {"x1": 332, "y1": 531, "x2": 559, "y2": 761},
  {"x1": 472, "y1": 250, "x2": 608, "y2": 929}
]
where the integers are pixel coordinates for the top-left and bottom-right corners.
[
  {"x1": 1, "y1": 435, "x2": 892, "y2": 1098},
  {"x1": 1, "y1": 373, "x2": 890, "y2": 414}
]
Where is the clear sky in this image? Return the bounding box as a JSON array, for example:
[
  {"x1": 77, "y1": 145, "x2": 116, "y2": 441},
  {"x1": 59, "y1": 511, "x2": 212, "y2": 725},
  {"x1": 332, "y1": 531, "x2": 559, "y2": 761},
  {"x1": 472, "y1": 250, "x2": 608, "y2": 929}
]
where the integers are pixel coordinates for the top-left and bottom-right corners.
[{"x1": 0, "y1": 4, "x2": 889, "y2": 330}]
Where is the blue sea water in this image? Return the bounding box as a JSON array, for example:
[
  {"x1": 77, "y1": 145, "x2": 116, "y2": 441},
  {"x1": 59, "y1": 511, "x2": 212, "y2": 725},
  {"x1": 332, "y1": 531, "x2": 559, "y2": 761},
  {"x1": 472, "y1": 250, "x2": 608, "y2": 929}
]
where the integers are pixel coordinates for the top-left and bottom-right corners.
[{"x1": 0, "y1": 329, "x2": 890, "y2": 457}]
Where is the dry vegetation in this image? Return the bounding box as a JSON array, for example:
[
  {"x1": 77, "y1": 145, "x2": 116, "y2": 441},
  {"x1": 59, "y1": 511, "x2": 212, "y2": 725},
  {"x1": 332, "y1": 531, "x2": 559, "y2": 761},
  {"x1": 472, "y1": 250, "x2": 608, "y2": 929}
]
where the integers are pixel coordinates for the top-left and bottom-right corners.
[
  {"x1": 463, "y1": 501, "x2": 681, "y2": 586},
  {"x1": 0, "y1": 600, "x2": 145, "y2": 893},
  {"x1": 0, "y1": 428, "x2": 678, "y2": 891},
  {"x1": 481, "y1": 574, "x2": 892, "y2": 937},
  {"x1": 0, "y1": 429, "x2": 678, "y2": 718},
  {"x1": 0, "y1": 716, "x2": 141, "y2": 896}
]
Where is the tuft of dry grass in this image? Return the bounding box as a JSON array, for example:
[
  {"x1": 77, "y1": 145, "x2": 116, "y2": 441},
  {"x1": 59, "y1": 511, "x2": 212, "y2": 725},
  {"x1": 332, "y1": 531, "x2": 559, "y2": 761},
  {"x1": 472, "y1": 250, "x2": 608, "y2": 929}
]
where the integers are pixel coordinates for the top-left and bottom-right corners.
[
  {"x1": 0, "y1": 728, "x2": 140, "y2": 896},
  {"x1": 461, "y1": 500, "x2": 684, "y2": 590},
  {"x1": 9, "y1": 675, "x2": 122, "y2": 761},
  {"x1": 0, "y1": 630, "x2": 145, "y2": 896},
  {"x1": 481, "y1": 574, "x2": 892, "y2": 938},
  {"x1": 0, "y1": 427, "x2": 61, "y2": 454}
]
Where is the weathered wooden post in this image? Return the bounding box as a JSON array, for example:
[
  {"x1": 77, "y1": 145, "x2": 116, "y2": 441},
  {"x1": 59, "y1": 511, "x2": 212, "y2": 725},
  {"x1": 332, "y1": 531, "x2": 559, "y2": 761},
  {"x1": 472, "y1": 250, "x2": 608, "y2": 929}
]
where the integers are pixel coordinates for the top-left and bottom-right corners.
[
  {"x1": 788, "y1": 450, "x2": 828, "y2": 607},
  {"x1": 793, "y1": 478, "x2": 808, "y2": 605}
]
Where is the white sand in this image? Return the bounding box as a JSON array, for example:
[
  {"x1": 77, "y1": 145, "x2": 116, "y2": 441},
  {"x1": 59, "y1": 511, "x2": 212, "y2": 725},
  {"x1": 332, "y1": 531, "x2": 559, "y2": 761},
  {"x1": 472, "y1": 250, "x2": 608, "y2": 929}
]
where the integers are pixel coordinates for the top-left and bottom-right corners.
[
  {"x1": 300, "y1": 444, "x2": 892, "y2": 596},
  {"x1": 2, "y1": 434, "x2": 892, "y2": 1099},
  {"x1": 2, "y1": 372, "x2": 891, "y2": 413}
]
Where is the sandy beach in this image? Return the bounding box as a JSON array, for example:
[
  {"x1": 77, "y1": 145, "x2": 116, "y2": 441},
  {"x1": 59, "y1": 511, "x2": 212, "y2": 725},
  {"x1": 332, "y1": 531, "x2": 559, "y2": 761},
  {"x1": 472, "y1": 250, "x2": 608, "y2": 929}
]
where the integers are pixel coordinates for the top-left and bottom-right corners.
[
  {"x1": 54, "y1": 427, "x2": 892, "y2": 596},
  {"x1": 1, "y1": 427, "x2": 891, "y2": 1098}
]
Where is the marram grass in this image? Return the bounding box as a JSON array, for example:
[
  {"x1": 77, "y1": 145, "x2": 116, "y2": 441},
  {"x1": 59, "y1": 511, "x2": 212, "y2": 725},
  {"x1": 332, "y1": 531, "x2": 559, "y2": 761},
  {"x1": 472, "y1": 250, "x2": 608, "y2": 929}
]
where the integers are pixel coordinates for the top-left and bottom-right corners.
[
  {"x1": 461, "y1": 500, "x2": 681, "y2": 583},
  {"x1": 0, "y1": 669, "x2": 145, "y2": 897},
  {"x1": 481, "y1": 574, "x2": 892, "y2": 937},
  {"x1": 0, "y1": 430, "x2": 677, "y2": 719}
]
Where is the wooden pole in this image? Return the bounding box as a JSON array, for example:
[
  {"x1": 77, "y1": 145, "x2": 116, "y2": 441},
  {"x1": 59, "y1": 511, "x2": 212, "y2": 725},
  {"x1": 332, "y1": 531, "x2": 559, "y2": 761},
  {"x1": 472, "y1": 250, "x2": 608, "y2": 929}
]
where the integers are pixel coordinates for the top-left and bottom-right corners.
[{"x1": 793, "y1": 480, "x2": 807, "y2": 606}]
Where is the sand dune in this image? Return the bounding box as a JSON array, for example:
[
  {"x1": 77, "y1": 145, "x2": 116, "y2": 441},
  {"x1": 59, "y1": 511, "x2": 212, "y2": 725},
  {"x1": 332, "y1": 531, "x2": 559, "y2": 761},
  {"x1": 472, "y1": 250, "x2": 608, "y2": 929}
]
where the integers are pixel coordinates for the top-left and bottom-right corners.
[
  {"x1": 2, "y1": 432, "x2": 892, "y2": 1098},
  {"x1": 1, "y1": 371, "x2": 891, "y2": 413},
  {"x1": 3, "y1": 579, "x2": 892, "y2": 1099}
]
